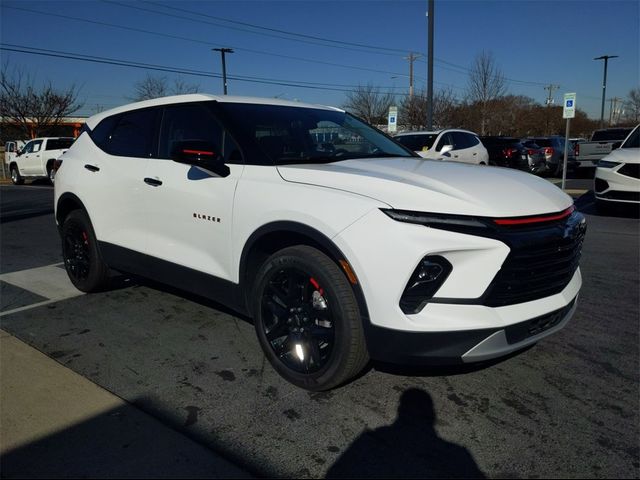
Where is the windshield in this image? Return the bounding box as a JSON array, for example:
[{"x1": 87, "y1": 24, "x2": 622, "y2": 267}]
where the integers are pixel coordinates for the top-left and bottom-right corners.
[
  {"x1": 394, "y1": 134, "x2": 438, "y2": 152},
  {"x1": 218, "y1": 103, "x2": 414, "y2": 164}
]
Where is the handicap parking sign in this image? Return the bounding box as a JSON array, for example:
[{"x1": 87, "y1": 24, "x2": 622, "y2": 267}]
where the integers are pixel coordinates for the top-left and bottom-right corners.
[{"x1": 563, "y1": 93, "x2": 576, "y2": 119}]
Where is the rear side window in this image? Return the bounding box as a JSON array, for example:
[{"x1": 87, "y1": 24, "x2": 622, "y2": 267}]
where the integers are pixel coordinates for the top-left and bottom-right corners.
[
  {"x1": 46, "y1": 139, "x2": 74, "y2": 150},
  {"x1": 158, "y1": 103, "x2": 224, "y2": 160},
  {"x1": 94, "y1": 108, "x2": 159, "y2": 158}
]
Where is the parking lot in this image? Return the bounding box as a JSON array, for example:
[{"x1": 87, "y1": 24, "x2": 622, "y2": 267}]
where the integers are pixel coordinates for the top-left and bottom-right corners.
[{"x1": 1, "y1": 180, "x2": 638, "y2": 478}]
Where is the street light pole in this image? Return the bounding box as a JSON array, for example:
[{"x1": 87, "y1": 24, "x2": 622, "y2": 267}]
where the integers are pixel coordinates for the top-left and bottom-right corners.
[
  {"x1": 426, "y1": 0, "x2": 434, "y2": 130},
  {"x1": 594, "y1": 55, "x2": 618, "y2": 128},
  {"x1": 213, "y1": 48, "x2": 234, "y2": 95}
]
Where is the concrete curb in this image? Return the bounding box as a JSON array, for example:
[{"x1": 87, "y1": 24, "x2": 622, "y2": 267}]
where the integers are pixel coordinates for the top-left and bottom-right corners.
[{"x1": 0, "y1": 329, "x2": 252, "y2": 478}]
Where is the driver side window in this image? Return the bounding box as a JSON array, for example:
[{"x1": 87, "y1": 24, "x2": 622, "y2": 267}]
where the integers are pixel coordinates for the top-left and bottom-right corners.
[{"x1": 436, "y1": 133, "x2": 454, "y2": 151}]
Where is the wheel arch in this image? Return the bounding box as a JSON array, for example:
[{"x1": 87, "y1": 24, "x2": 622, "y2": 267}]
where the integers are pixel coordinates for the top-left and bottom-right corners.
[
  {"x1": 56, "y1": 192, "x2": 89, "y2": 228},
  {"x1": 239, "y1": 221, "x2": 370, "y2": 324}
]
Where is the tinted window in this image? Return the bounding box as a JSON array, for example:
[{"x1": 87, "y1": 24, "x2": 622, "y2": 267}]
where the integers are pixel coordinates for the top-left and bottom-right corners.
[
  {"x1": 395, "y1": 134, "x2": 438, "y2": 152},
  {"x1": 100, "y1": 108, "x2": 159, "y2": 157},
  {"x1": 159, "y1": 103, "x2": 224, "y2": 160},
  {"x1": 219, "y1": 103, "x2": 412, "y2": 165},
  {"x1": 436, "y1": 132, "x2": 454, "y2": 151},
  {"x1": 592, "y1": 128, "x2": 633, "y2": 141},
  {"x1": 46, "y1": 139, "x2": 74, "y2": 150},
  {"x1": 452, "y1": 132, "x2": 474, "y2": 149}
]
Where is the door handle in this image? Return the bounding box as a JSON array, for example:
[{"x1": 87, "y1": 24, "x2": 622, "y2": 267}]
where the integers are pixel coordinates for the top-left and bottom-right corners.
[
  {"x1": 84, "y1": 164, "x2": 100, "y2": 172},
  {"x1": 144, "y1": 177, "x2": 163, "y2": 187}
]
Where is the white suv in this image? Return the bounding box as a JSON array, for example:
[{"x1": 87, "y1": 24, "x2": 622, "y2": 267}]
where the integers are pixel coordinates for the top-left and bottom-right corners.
[
  {"x1": 394, "y1": 129, "x2": 489, "y2": 164},
  {"x1": 55, "y1": 94, "x2": 585, "y2": 390}
]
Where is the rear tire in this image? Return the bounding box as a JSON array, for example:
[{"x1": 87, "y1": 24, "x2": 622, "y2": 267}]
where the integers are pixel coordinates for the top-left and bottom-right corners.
[
  {"x1": 252, "y1": 245, "x2": 369, "y2": 390},
  {"x1": 10, "y1": 165, "x2": 24, "y2": 185},
  {"x1": 61, "y1": 210, "x2": 110, "y2": 292}
]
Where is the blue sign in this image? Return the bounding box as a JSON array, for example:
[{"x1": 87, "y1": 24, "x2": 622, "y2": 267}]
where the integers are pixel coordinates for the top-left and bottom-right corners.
[{"x1": 566, "y1": 100, "x2": 574, "y2": 108}]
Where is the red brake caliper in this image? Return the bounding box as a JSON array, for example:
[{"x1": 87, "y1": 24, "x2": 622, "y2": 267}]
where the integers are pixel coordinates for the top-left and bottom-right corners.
[
  {"x1": 309, "y1": 277, "x2": 324, "y2": 295},
  {"x1": 82, "y1": 231, "x2": 89, "y2": 245}
]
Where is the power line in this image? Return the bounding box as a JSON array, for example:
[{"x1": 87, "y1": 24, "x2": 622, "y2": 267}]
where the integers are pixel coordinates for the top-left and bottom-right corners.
[
  {"x1": 0, "y1": 44, "x2": 416, "y2": 95},
  {"x1": 2, "y1": 5, "x2": 422, "y2": 80},
  {"x1": 142, "y1": 0, "x2": 411, "y2": 55},
  {"x1": 102, "y1": 0, "x2": 403, "y2": 57}
]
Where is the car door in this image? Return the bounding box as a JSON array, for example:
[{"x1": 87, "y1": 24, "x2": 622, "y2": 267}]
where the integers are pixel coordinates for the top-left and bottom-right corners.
[
  {"x1": 141, "y1": 102, "x2": 244, "y2": 281},
  {"x1": 20, "y1": 140, "x2": 43, "y2": 174},
  {"x1": 434, "y1": 132, "x2": 456, "y2": 161},
  {"x1": 75, "y1": 107, "x2": 159, "y2": 253}
]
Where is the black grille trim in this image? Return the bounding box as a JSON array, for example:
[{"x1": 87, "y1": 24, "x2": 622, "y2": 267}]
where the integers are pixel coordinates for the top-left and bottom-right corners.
[
  {"x1": 482, "y1": 214, "x2": 585, "y2": 307},
  {"x1": 599, "y1": 190, "x2": 640, "y2": 202},
  {"x1": 430, "y1": 211, "x2": 586, "y2": 308}
]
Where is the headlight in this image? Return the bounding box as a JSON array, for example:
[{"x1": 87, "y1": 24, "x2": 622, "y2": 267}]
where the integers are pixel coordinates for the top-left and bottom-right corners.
[
  {"x1": 380, "y1": 209, "x2": 489, "y2": 230},
  {"x1": 597, "y1": 160, "x2": 621, "y2": 168}
]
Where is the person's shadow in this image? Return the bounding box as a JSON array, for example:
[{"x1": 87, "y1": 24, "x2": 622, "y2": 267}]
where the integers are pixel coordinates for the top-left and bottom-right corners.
[{"x1": 326, "y1": 388, "x2": 485, "y2": 478}]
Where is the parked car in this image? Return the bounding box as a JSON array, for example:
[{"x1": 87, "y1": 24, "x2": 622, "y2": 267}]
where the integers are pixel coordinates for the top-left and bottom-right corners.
[
  {"x1": 594, "y1": 124, "x2": 640, "y2": 211},
  {"x1": 55, "y1": 94, "x2": 585, "y2": 390},
  {"x1": 394, "y1": 129, "x2": 489, "y2": 165},
  {"x1": 522, "y1": 136, "x2": 572, "y2": 176},
  {"x1": 575, "y1": 127, "x2": 635, "y2": 169},
  {"x1": 479, "y1": 136, "x2": 545, "y2": 173},
  {"x1": 9, "y1": 137, "x2": 75, "y2": 185}
]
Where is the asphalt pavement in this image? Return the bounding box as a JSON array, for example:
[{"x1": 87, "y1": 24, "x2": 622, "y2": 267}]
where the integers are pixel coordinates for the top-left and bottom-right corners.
[{"x1": 0, "y1": 178, "x2": 638, "y2": 478}]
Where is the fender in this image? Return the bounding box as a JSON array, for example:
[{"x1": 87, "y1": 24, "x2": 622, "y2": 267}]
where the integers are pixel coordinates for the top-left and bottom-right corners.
[{"x1": 239, "y1": 221, "x2": 370, "y2": 324}]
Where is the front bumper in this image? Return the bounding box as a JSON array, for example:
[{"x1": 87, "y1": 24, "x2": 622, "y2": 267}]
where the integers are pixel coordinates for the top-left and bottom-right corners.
[
  {"x1": 594, "y1": 165, "x2": 640, "y2": 204},
  {"x1": 365, "y1": 276, "x2": 580, "y2": 365},
  {"x1": 335, "y1": 207, "x2": 584, "y2": 366}
]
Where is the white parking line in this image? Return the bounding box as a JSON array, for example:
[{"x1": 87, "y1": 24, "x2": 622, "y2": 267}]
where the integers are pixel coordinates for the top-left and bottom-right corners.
[{"x1": 0, "y1": 263, "x2": 83, "y2": 317}]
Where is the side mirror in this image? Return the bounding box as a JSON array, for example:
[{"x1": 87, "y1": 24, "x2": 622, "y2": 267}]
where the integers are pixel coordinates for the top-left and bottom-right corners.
[
  {"x1": 440, "y1": 144, "x2": 454, "y2": 155},
  {"x1": 170, "y1": 140, "x2": 230, "y2": 178}
]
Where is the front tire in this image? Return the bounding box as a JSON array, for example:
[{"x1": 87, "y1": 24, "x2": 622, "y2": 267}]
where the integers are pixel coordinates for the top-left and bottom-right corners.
[
  {"x1": 252, "y1": 245, "x2": 369, "y2": 390},
  {"x1": 10, "y1": 165, "x2": 24, "y2": 185},
  {"x1": 61, "y1": 210, "x2": 110, "y2": 292}
]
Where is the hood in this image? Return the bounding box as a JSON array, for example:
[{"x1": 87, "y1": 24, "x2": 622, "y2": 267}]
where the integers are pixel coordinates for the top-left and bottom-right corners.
[
  {"x1": 277, "y1": 157, "x2": 572, "y2": 217},
  {"x1": 603, "y1": 148, "x2": 640, "y2": 165}
]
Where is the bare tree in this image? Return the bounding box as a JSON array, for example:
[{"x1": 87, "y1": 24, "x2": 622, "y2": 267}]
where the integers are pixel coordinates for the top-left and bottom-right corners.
[
  {"x1": 623, "y1": 87, "x2": 640, "y2": 123},
  {"x1": 0, "y1": 64, "x2": 83, "y2": 139},
  {"x1": 343, "y1": 83, "x2": 395, "y2": 125},
  {"x1": 400, "y1": 88, "x2": 457, "y2": 130},
  {"x1": 466, "y1": 51, "x2": 507, "y2": 135},
  {"x1": 131, "y1": 74, "x2": 200, "y2": 101}
]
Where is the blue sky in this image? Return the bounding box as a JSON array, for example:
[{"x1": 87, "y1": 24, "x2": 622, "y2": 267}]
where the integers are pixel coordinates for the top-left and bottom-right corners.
[{"x1": 1, "y1": 0, "x2": 638, "y2": 119}]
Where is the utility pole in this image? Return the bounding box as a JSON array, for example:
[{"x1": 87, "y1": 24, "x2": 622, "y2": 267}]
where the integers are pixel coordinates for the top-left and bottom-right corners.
[
  {"x1": 404, "y1": 52, "x2": 422, "y2": 98},
  {"x1": 213, "y1": 48, "x2": 234, "y2": 95},
  {"x1": 426, "y1": 0, "x2": 434, "y2": 130},
  {"x1": 544, "y1": 84, "x2": 560, "y2": 134},
  {"x1": 594, "y1": 55, "x2": 618, "y2": 128}
]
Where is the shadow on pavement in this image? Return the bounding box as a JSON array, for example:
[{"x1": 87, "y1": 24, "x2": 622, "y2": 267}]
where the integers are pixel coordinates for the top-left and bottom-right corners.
[
  {"x1": 0, "y1": 400, "x2": 249, "y2": 479},
  {"x1": 326, "y1": 388, "x2": 485, "y2": 478}
]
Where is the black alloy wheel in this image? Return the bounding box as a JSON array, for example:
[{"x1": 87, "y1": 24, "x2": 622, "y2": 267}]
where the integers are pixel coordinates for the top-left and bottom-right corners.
[
  {"x1": 253, "y1": 245, "x2": 368, "y2": 390},
  {"x1": 61, "y1": 210, "x2": 110, "y2": 292},
  {"x1": 63, "y1": 223, "x2": 91, "y2": 282},
  {"x1": 261, "y1": 267, "x2": 335, "y2": 374}
]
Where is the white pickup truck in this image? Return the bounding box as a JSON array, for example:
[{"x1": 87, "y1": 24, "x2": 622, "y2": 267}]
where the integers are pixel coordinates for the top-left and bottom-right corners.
[
  {"x1": 575, "y1": 127, "x2": 634, "y2": 169},
  {"x1": 7, "y1": 137, "x2": 75, "y2": 185}
]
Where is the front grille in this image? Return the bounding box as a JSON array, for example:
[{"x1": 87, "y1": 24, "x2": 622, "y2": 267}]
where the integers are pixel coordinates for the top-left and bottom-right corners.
[
  {"x1": 618, "y1": 163, "x2": 640, "y2": 179},
  {"x1": 482, "y1": 213, "x2": 586, "y2": 307}
]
